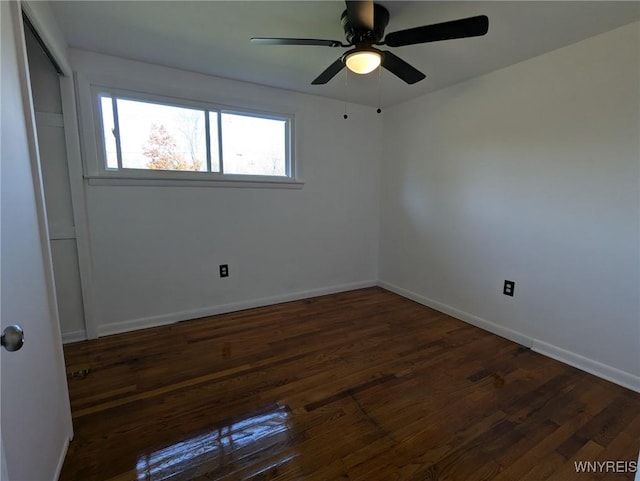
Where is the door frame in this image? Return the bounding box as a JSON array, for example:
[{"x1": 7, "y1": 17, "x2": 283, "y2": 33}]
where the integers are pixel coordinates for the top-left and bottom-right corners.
[
  {"x1": 11, "y1": 0, "x2": 63, "y2": 348},
  {"x1": 21, "y1": 0, "x2": 98, "y2": 340}
]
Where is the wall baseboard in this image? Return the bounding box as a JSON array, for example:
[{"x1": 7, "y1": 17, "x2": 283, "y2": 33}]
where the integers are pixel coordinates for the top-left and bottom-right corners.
[
  {"x1": 80, "y1": 278, "x2": 640, "y2": 393},
  {"x1": 378, "y1": 280, "x2": 639, "y2": 394},
  {"x1": 378, "y1": 281, "x2": 534, "y2": 348},
  {"x1": 532, "y1": 340, "x2": 640, "y2": 393},
  {"x1": 61, "y1": 329, "x2": 87, "y2": 344},
  {"x1": 97, "y1": 280, "x2": 378, "y2": 338},
  {"x1": 54, "y1": 436, "x2": 69, "y2": 481}
]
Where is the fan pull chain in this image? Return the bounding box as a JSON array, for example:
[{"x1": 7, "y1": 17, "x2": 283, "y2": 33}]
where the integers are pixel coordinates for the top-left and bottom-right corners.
[
  {"x1": 343, "y1": 68, "x2": 349, "y2": 119},
  {"x1": 376, "y1": 65, "x2": 382, "y2": 114}
]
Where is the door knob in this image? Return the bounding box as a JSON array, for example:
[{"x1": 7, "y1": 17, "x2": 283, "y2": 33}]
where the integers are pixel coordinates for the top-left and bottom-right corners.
[{"x1": 1, "y1": 325, "x2": 24, "y2": 352}]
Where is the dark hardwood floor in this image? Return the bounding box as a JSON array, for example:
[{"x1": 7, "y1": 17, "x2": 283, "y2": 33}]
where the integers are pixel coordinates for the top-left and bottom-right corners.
[{"x1": 60, "y1": 287, "x2": 640, "y2": 480}]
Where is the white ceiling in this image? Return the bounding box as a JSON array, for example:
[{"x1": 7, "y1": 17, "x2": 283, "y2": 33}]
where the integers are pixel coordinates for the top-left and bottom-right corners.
[{"x1": 50, "y1": 1, "x2": 640, "y2": 107}]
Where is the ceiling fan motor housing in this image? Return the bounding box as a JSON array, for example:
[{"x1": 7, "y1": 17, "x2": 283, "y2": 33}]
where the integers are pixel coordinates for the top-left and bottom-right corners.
[{"x1": 341, "y1": 3, "x2": 389, "y2": 45}]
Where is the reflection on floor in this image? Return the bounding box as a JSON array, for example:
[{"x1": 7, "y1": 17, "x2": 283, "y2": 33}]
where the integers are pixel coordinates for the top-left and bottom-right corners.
[{"x1": 135, "y1": 404, "x2": 293, "y2": 480}]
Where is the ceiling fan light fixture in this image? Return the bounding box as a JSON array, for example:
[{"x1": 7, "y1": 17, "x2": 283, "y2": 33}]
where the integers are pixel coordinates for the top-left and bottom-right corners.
[{"x1": 345, "y1": 50, "x2": 381, "y2": 74}]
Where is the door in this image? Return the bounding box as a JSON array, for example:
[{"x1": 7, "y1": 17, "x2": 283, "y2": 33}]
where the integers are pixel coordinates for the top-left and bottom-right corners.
[{"x1": 1, "y1": 2, "x2": 73, "y2": 480}]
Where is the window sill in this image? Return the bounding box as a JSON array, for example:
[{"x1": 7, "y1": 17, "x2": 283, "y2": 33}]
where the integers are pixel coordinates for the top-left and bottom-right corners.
[{"x1": 85, "y1": 175, "x2": 304, "y2": 189}]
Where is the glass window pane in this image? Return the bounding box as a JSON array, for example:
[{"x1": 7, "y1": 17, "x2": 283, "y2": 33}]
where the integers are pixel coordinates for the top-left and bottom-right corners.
[
  {"x1": 208, "y1": 112, "x2": 220, "y2": 173},
  {"x1": 221, "y1": 113, "x2": 287, "y2": 176},
  {"x1": 116, "y1": 98, "x2": 206, "y2": 172},
  {"x1": 99, "y1": 95, "x2": 118, "y2": 169}
]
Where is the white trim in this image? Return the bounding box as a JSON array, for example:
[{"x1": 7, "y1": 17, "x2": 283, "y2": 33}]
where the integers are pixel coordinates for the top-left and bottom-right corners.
[
  {"x1": 71, "y1": 66, "x2": 304, "y2": 189},
  {"x1": 53, "y1": 437, "x2": 70, "y2": 481},
  {"x1": 86, "y1": 176, "x2": 304, "y2": 189},
  {"x1": 21, "y1": 1, "x2": 72, "y2": 76},
  {"x1": 97, "y1": 281, "x2": 377, "y2": 337},
  {"x1": 378, "y1": 281, "x2": 534, "y2": 348},
  {"x1": 86, "y1": 84, "x2": 297, "y2": 184},
  {"x1": 378, "y1": 280, "x2": 640, "y2": 393},
  {"x1": 60, "y1": 75, "x2": 99, "y2": 339},
  {"x1": 532, "y1": 340, "x2": 640, "y2": 393},
  {"x1": 61, "y1": 330, "x2": 88, "y2": 345}
]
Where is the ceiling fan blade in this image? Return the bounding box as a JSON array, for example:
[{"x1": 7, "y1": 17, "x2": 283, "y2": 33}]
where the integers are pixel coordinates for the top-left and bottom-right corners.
[
  {"x1": 251, "y1": 37, "x2": 345, "y2": 47},
  {"x1": 381, "y1": 51, "x2": 425, "y2": 84},
  {"x1": 345, "y1": 0, "x2": 374, "y2": 31},
  {"x1": 311, "y1": 58, "x2": 345, "y2": 85},
  {"x1": 384, "y1": 15, "x2": 489, "y2": 47}
]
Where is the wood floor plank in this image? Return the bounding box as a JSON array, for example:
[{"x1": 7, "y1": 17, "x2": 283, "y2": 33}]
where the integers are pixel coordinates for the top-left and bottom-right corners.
[{"x1": 60, "y1": 287, "x2": 640, "y2": 481}]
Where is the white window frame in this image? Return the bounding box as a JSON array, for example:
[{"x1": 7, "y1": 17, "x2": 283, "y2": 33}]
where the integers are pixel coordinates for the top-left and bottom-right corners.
[{"x1": 86, "y1": 85, "x2": 300, "y2": 188}]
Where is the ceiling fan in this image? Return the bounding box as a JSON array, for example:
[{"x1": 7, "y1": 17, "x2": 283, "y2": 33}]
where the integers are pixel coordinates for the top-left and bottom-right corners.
[{"x1": 251, "y1": 1, "x2": 489, "y2": 85}]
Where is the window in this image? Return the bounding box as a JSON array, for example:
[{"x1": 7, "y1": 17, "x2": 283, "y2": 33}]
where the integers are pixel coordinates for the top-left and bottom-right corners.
[{"x1": 93, "y1": 89, "x2": 294, "y2": 183}]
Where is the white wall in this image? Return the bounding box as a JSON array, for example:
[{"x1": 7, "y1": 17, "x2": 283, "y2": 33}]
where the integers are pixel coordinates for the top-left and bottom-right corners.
[
  {"x1": 71, "y1": 50, "x2": 382, "y2": 336},
  {"x1": 379, "y1": 22, "x2": 640, "y2": 391}
]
